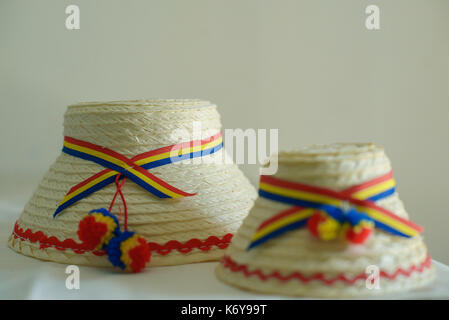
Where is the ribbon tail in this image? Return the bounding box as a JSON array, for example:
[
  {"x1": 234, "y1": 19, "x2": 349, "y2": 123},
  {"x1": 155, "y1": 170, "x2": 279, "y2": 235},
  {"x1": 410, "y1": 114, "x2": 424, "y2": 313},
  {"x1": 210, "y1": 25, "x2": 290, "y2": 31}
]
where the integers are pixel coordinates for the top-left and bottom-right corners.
[
  {"x1": 247, "y1": 219, "x2": 308, "y2": 250},
  {"x1": 54, "y1": 174, "x2": 118, "y2": 217}
]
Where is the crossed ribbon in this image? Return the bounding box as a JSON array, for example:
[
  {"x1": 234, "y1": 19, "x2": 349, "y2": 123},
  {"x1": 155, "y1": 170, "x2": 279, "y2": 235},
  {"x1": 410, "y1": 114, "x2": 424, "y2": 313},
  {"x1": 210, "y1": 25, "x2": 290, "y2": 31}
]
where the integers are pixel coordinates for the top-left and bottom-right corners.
[
  {"x1": 247, "y1": 171, "x2": 423, "y2": 249},
  {"x1": 54, "y1": 132, "x2": 223, "y2": 217}
]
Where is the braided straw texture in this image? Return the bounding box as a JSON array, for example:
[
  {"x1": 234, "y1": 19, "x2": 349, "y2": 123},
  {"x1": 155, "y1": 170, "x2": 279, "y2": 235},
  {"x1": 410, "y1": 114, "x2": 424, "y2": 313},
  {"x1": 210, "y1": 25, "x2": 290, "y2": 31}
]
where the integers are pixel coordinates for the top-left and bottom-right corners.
[
  {"x1": 8, "y1": 99, "x2": 257, "y2": 267},
  {"x1": 216, "y1": 143, "x2": 435, "y2": 297}
]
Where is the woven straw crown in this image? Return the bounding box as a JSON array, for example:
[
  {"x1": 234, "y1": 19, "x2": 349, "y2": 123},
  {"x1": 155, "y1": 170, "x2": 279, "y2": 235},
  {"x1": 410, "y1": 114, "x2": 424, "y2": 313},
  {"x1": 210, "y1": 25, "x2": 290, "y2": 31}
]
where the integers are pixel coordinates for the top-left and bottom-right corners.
[
  {"x1": 9, "y1": 99, "x2": 257, "y2": 268},
  {"x1": 216, "y1": 143, "x2": 434, "y2": 297}
]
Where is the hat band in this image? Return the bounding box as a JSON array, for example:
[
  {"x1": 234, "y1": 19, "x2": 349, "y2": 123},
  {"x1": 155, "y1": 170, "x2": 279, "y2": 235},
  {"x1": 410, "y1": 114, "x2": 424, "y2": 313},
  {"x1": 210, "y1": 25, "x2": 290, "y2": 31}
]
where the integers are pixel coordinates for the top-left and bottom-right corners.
[
  {"x1": 54, "y1": 132, "x2": 223, "y2": 217},
  {"x1": 247, "y1": 171, "x2": 423, "y2": 249}
]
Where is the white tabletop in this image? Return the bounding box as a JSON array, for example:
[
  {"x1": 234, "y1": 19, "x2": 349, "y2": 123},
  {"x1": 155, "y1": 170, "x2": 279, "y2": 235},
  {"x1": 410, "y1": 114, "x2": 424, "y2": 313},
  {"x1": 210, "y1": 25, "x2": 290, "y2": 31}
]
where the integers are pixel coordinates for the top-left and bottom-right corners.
[{"x1": 1, "y1": 201, "x2": 449, "y2": 300}]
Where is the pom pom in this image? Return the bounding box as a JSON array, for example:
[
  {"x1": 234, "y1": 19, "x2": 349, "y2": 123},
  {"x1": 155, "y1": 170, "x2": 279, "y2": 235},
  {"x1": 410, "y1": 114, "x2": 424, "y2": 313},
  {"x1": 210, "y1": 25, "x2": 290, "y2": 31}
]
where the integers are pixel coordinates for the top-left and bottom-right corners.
[
  {"x1": 106, "y1": 231, "x2": 151, "y2": 273},
  {"x1": 77, "y1": 208, "x2": 151, "y2": 272},
  {"x1": 77, "y1": 208, "x2": 119, "y2": 250},
  {"x1": 343, "y1": 220, "x2": 374, "y2": 244},
  {"x1": 307, "y1": 211, "x2": 340, "y2": 241},
  {"x1": 342, "y1": 208, "x2": 374, "y2": 244},
  {"x1": 122, "y1": 235, "x2": 151, "y2": 273}
]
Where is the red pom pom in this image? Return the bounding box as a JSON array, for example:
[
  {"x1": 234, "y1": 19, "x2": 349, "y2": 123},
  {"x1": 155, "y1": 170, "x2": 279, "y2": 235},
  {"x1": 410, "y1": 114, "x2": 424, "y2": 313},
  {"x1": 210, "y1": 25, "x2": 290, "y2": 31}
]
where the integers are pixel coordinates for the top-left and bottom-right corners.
[
  {"x1": 77, "y1": 215, "x2": 108, "y2": 250},
  {"x1": 344, "y1": 225, "x2": 373, "y2": 244},
  {"x1": 77, "y1": 209, "x2": 119, "y2": 250},
  {"x1": 307, "y1": 211, "x2": 325, "y2": 238},
  {"x1": 128, "y1": 237, "x2": 151, "y2": 273}
]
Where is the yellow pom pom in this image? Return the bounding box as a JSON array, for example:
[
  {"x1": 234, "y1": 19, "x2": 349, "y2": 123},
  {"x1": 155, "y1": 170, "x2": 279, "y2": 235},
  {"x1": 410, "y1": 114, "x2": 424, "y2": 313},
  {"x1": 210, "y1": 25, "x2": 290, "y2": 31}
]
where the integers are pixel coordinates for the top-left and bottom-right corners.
[
  {"x1": 317, "y1": 215, "x2": 340, "y2": 240},
  {"x1": 307, "y1": 211, "x2": 341, "y2": 241}
]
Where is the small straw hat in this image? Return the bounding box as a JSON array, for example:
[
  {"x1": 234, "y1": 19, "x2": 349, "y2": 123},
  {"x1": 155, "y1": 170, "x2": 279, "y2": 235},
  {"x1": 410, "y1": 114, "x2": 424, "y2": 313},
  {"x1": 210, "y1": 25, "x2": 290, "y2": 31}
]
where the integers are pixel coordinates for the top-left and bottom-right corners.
[
  {"x1": 9, "y1": 99, "x2": 257, "y2": 272},
  {"x1": 216, "y1": 143, "x2": 435, "y2": 297}
]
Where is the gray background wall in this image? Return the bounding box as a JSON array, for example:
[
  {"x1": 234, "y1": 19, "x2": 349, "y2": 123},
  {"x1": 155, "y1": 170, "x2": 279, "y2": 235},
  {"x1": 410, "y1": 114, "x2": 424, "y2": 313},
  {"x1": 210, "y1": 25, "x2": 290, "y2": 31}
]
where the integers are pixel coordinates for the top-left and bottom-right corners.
[{"x1": 1, "y1": 0, "x2": 448, "y2": 263}]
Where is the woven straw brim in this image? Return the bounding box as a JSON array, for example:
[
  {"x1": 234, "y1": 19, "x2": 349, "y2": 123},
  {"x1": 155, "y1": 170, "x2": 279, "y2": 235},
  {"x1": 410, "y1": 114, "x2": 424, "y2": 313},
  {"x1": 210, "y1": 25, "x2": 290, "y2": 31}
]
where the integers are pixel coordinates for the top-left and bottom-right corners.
[
  {"x1": 9, "y1": 234, "x2": 227, "y2": 267},
  {"x1": 215, "y1": 259, "x2": 435, "y2": 298},
  {"x1": 215, "y1": 201, "x2": 435, "y2": 297}
]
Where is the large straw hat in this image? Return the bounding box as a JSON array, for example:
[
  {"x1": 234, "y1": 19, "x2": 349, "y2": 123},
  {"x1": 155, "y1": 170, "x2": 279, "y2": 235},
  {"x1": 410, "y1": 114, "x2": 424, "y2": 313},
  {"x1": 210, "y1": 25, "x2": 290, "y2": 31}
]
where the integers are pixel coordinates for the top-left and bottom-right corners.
[
  {"x1": 9, "y1": 99, "x2": 256, "y2": 271},
  {"x1": 216, "y1": 143, "x2": 435, "y2": 297}
]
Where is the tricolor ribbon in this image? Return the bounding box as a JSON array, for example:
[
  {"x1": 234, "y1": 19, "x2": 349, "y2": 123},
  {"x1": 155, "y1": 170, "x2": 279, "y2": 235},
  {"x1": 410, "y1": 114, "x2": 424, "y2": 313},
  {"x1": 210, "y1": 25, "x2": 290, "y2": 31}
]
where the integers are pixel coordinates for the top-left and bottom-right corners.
[
  {"x1": 54, "y1": 132, "x2": 223, "y2": 217},
  {"x1": 248, "y1": 171, "x2": 423, "y2": 249}
]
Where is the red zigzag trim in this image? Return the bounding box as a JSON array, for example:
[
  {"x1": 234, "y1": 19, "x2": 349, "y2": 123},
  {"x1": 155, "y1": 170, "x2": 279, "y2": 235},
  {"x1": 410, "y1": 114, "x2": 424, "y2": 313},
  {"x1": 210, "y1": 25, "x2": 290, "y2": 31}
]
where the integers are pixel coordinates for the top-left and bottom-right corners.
[
  {"x1": 11, "y1": 222, "x2": 233, "y2": 256},
  {"x1": 221, "y1": 255, "x2": 432, "y2": 285}
]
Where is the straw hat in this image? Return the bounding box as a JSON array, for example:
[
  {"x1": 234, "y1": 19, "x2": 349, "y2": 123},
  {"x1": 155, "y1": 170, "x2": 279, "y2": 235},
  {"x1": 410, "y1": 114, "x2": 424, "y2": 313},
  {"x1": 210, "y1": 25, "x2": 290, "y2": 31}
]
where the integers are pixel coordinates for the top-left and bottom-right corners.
[
  {"x1": 9, "y1": 99, "x2": 257, "y2": 272},
  {"x1": 216, "y1": 143, "x2": 435, "y2": 297}
]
